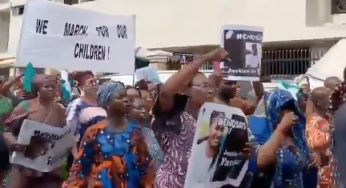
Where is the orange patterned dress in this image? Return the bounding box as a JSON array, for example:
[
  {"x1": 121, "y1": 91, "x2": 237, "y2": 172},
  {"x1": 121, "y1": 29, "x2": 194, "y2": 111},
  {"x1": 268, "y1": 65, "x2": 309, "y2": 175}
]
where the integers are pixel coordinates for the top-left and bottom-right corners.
[
  {"x1": 306, "y1": 113, "x2": 337, "y2": 188},
  {"x1": 62, "y1": 120, "x2": 155, "y2": 188}
]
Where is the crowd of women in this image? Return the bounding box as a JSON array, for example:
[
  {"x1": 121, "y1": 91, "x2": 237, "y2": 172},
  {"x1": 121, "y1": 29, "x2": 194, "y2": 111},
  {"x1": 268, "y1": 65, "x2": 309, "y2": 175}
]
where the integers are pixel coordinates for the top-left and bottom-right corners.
[{"x1": 0, "y1": 47, "x2": 344, "y2": 188}]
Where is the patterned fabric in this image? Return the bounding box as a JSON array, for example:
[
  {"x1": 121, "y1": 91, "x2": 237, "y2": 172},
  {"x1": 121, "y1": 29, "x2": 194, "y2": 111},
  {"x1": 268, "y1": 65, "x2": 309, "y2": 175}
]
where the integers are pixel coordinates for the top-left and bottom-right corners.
[
  {"x1": 327, "y1": 82, "x2": 346, "y2": 187},
  {"x1": 249, "y1": 89, "x2": 315, "y2": 188},
  {"x1": 141, "y1": 127, "x2": 164, "y2": 170},
  {"x1": 63, "y1": 120, "x2": 155, "y2": 188},
  {"x1": 97, "y1": 81, "x2": 125, "y2": 108},
  {"x1": 306, "y1": 113, "x2": 336, "y2": 187},
  {"x1": 0, "y1": 97, "x2": 13, "y2": 131},
  {"x1": 154, "y1": 112, "x2": 196, "y2": 188},
  {"x1": 66, "y1": 98, "x2": 107, "y2": 141}
]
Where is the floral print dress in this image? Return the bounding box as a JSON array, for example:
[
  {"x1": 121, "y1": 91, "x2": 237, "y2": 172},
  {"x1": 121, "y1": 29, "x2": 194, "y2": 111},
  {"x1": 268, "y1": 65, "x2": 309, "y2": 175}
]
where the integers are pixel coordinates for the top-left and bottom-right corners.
[
  {"x1": 154, "y1": 112, "x2": 196, "y2": 188},
  {"x1": 63, "y1": 120, "x2": 155, "y2": 188},
  {"x1": 306, "y1": 113, "x2": 337, "y2": 188}
]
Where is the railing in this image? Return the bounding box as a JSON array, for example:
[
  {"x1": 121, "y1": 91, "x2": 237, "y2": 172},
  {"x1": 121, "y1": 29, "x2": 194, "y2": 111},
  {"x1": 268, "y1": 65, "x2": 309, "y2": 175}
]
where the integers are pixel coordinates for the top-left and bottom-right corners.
[{"x1": 167, "y1": 47, "x2": 327, "y2": 81}]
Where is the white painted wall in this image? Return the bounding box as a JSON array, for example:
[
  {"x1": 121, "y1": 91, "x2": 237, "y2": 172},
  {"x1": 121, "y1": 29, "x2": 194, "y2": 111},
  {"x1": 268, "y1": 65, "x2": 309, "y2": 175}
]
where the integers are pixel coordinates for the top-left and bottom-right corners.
[
  {"x1": 70, "y1": 0, "x2": 346, "y2": 48},
  {"x1": 0, "y1": 11, "x2": 10, "y2": 53},
  {"x1": 3, "y1": 0, "x2": 346, "y2": 52}
]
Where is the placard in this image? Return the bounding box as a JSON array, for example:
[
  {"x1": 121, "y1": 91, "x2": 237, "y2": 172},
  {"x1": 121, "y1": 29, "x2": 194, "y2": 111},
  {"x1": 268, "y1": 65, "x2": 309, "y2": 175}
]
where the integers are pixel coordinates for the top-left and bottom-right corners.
[
  {"x1": 10, "y1": 120, "x2": 76, "y2": 172},
  {"x1": 221, "y1": 25, "x2": 263, "y2": 81},
  {"x1": 16, "y1": 0, "x2": 135, "y2": 74},
  {"x1": 184, "y1": 102, "x2": 249, "y2": 188},
  {"x1": 135, "y1": 67, "x2": 161, "y2": 84}
]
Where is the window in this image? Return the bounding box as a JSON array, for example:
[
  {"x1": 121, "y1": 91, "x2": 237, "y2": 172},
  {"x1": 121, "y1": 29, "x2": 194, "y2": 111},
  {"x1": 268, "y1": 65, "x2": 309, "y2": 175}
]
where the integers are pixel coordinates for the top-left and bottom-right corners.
[
  {"x1": 167, "y1": 52, "x2": 212, "y2": 70},
  {"x1": 64, "y1": 0, "x2": 79, "y2": 5},
  {"x1": 64, "y1": 0, "x2": 93, "y2": 5},
  {"x1": 332, "y1": 0, "x2": 346, "y2": 14},
  {"x1": 11, "y1": 5, "x2": 25, "y2": 16},
  {"x1": 261, "y1": 48, "x2": 314, "y2": 81}
]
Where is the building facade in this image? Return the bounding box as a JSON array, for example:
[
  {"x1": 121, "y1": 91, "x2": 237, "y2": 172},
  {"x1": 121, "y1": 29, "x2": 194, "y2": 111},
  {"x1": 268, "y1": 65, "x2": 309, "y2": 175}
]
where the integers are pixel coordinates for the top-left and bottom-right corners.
[
  {"x1": 1, "y1": 0, "x2": 346, "y2": 78},
  {"x1": 0, "y1": 0, "x2": 95, "y2": 75}
]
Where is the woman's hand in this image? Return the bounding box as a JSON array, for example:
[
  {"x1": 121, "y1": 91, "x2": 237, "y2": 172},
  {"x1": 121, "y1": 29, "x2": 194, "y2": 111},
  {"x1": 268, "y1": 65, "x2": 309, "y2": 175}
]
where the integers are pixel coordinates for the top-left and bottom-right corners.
[
  {"x1": 276, "y1": 112, "x2": 298, "y2": 134},
  {"x1": 10, "y1": 143, "x2": 27, "y2": 152},
  {"x1": 206, "y1": 48, "x2": 229, "y2": 62},
  {"x1": 308, "y1": 152, "x2": 322, "y2": 168},
  {"x1": 242, "y1": 142, "x2": 254, "y2": 159}
]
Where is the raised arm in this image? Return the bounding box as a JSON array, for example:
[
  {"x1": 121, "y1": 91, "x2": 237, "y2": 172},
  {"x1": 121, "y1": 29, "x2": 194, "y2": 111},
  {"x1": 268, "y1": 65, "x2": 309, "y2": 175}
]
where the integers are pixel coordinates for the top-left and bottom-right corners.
[
  {"x1": 158, "y1": 48, "x2": 228, "y2": 112},
  {"x1": 0, "y1": 74, "x2": 22, "y2": 97}
]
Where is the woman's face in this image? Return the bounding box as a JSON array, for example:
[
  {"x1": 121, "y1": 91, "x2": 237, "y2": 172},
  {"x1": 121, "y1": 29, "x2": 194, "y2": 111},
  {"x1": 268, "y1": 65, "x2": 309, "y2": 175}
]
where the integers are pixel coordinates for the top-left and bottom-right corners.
[
  {"x1": 108, "y1": 88, "x2": 132, "y2": 115},
  {"x1": 39, "y1": 79, "x2": 57, "y2": 100},
  {"x1": 140, "y1": 90, "x2": 154, "y2": 112},
  {"x1": 147, "y1": 82, "x2": 157, "y2": 99},
  {"x1": 82, "y1": 77, "x2": 98, "y2": 96},
  {"x1": 131, "y1": 98, "x2": 148, "y2": 121},
  {"x1": 126, "y1": 88, "x2": 140, "y2": 100},
  {"x1": 190, "y1": 73, "x2": 215, "y2": 105}
]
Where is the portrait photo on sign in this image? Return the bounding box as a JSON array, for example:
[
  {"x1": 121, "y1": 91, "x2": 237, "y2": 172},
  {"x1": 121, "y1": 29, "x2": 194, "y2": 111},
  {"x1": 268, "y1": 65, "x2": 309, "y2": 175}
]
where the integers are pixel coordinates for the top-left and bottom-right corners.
[
  {"x1": 184, "y1": 103, "x2": 249, "y2": 188},
  {"x1": 221, "y1": 25, "x2": 263, "y2": 81}
]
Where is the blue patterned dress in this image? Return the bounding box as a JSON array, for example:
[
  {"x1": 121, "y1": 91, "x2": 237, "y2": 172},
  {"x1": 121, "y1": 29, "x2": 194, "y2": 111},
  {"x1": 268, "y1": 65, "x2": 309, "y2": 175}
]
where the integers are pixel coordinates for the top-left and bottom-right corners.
[
  {"x1": 248, "y1": 89, "x2": 317, "y2": 188},
  {"x1": 141, "y1": 127, "x2": 164, "y2": 170},
  {"x1": 65, "y1": 98, "x2": 107, "y2": 170}
]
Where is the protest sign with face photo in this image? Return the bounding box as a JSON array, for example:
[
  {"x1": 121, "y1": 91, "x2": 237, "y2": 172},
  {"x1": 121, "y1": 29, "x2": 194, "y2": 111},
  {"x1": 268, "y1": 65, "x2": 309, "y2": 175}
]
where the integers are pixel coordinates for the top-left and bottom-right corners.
[
  {"x1": 184, "y1": 103, "x2": 249, "y2": 188},
  {"x1": 10, "y1": 120, "x2": 76, "y2": 172},
  {"x1": 16, "y1": 0, "x2": 135, "y2": 74},
  {"x1": 220, "y1": 25, "x2": 263, "y2": 81}
]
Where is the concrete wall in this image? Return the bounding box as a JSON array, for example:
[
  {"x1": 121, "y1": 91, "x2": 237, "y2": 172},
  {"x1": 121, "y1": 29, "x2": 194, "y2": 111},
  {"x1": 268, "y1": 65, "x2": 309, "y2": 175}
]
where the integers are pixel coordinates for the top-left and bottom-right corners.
[
  {"x1": 70, "y1": 0, "x2": 346, "y2": 48},
  {"x1": 0, "y1": 11, "x2": 9, "y2": 53},
  {"x1": 2, "y1": 0, "x2": 346, "y2": 52}
]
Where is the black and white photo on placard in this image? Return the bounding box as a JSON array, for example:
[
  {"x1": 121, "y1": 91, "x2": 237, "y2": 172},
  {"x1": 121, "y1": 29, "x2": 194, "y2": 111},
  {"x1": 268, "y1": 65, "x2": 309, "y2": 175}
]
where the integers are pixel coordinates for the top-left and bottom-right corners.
[
  {"x1": 220, "y1": 25, "x2": 263, "y2": 81},
  {"x1": 184, "y1": 103, "x2": 250, "y2": 188}
]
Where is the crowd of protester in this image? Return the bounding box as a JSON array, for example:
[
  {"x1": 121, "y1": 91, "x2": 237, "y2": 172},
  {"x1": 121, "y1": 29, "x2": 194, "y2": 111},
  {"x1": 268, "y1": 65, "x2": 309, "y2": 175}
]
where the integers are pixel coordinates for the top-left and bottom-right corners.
[{"x1": 0, "y1": 47, "x2": 343, "y2": 188}]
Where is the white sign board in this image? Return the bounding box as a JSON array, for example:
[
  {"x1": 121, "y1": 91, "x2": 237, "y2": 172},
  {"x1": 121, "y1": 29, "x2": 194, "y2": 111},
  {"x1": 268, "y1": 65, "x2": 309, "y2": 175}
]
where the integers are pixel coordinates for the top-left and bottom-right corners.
[
  {"x1": 11, "y1": 120, "x2": 76, "y2": 172},
  {"x1": 184, "y1": 103, "x2": 250, "y2": 188},
  {"x1": 16, "y1": 0, "x2": 135, "y2": 73}
]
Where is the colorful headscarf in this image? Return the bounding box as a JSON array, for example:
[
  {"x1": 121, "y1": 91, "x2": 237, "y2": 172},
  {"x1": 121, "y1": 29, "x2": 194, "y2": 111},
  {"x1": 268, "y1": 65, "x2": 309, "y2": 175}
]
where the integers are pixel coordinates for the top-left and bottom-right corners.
[{"x1": 97, "y1": 81, "x2": 125, "y2": 108}]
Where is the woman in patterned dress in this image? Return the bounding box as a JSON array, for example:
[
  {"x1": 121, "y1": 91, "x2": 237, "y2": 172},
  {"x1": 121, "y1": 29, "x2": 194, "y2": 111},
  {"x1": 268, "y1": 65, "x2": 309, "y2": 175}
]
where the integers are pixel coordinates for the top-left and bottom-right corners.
[
  {"x1": 4, "y1": 74, "x2": 66, "y2": 188},
  {"x1": 63, "y1": 80, "x2": 155, "y2": 188},
  {"x1": 326, "y1": 80, "x2": 346, "y2": 188},
  {"x1": 152, "y1": 49, "x2": 228, "y2": 188},
  {"x1": 65, "y1": 71, "x2": 105, "y2": 171},
  {"x1": 130, "y1": 97, "x2": 163, "y2": 171},
  {"x1": 249, "y1": 89, "x2": 317, "y2": 188},
  {"x1": 305, "y1": 87, "x2": 334, "y2": 188}
]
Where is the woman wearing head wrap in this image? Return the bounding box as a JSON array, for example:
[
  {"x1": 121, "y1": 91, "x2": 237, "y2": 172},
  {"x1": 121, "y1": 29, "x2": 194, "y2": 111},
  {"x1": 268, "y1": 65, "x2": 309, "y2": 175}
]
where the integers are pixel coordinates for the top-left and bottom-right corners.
[
  {"x1": 4, "y1": 74, "x2": 66, "y2": 188},
  {"x1": 248, "y1": 89, "x2": 317, "y2": 188},
  {"x1": 63, "y1": 80, "x2": 155, "y2": 188},
  {"x1": 65, "y1": 71, "x2": 105, "y2": 171}
]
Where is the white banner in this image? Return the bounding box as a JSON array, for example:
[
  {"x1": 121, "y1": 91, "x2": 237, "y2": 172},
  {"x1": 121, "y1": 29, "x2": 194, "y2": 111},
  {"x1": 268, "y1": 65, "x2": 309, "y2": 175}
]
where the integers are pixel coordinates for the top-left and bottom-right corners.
[
  {"x1": 10, "y1": 120, "x2": 76, "y2": 172},
  {"x1": 16, "y1": 0, "x2": 135, "y2": 74},
  {"x1": 184, "y1": 103, "x2": 250, "y2": 188}
]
